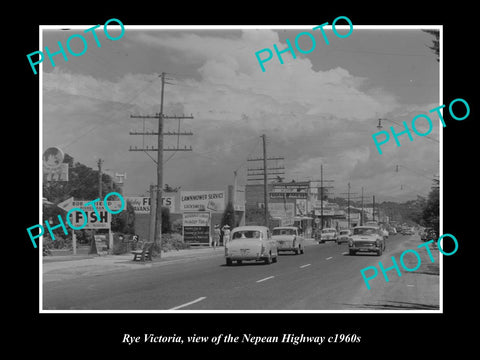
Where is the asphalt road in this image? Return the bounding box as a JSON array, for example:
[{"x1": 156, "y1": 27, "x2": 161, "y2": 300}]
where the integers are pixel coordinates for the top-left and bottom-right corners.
[{"x1": 43, "y1": 234, "x2": 439, "y2": 311}]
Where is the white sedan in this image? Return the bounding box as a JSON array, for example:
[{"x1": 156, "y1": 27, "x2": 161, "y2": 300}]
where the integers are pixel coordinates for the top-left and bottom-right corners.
[
  {"x1": 272, "y1": 226, "x2": 305, "y2": 255},
  {"x1": 225, "y1": 226, "x2": 279, "y2": 266}
]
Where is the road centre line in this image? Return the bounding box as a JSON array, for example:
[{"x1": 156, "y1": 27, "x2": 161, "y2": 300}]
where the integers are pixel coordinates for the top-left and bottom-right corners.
[
  {"x1": 169, "y1": 296, "x2": 206, "y2": 310},
  {"x1": 256, "y1": 276, "x2": 275, "y2": 283},
  {"x1": 326, "y1": 257, "x2": 333, "y2": 260},
  {"x1": 299, "y1": 264, "x2": 311, "y2": 268}
]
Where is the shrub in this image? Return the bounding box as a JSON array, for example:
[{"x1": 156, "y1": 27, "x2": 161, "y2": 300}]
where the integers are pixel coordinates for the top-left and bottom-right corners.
[{"x1": 164, "y1": 233, "x2": 189, "y2": 251}]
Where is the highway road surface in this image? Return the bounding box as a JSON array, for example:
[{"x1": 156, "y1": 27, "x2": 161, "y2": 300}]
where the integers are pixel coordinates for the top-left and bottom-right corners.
[{"x1": 43, "y1": 234, "x2": 439, "y2": 311}]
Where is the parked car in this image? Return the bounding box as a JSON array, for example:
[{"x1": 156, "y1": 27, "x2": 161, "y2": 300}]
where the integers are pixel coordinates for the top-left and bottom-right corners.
[
  {"x1": 272, "y1": 226, "x2": 305, "y2": 255},
  {"x1": 337, "y1": 229, "x2": 352, "y2": 244},
  {"x1": 348, "y1": 225, "x2": 386, "y2": 256},
  {"x1": 421, "y1": 228, "x2": 437, "y2": 242},
  {"x1": 225, "y1": 226, "x2": 279, "y2": 266},
  {"x1": 318, "y1": 228, "x2": 338, "y2": 243}
]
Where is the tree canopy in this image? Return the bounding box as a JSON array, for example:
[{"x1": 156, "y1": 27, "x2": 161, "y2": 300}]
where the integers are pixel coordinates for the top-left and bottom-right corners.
[{"x1": 43, "y1": 153, "x2": 135, "y2": 239}]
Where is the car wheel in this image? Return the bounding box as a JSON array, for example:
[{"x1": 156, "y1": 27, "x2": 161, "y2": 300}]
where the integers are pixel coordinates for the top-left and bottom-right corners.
[
  {"x1": 264, "y1": 253, "x2": 272, "y2": 265},
  {"x1": 349, "y1": 249, "x2": 356, "y2": 256},
  {"x1": 226, "y1": 258, "x2": 232, "y2": 266}
]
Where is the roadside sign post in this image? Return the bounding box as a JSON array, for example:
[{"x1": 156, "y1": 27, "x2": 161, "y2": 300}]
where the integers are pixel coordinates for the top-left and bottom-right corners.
[{"x1": 58, "y1": 197, "x2": 122, "y2": 255}]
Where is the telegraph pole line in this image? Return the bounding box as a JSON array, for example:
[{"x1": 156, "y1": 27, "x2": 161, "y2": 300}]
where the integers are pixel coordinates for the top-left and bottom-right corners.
[
  {"x1": 321, "y1": 165, "x2": 323, "y2": 229},
  {"x1": 339, "y1": 183, "x2": 358, "y2": 229},
  {"x1": 246, "y1": 135, "x2": 285, "y2": 228},
  {"x1": 316, "y1": 165, "x2": 334, "y2": 230},
  {"x1": 129, "y1": 72, "x2": 194, "y2": 256},
  {"x1": 262, "y1": 134, "x2": 268, "y2": 228},
  {"x1": 361, "y1": 187, "x2": 364, "y2": 226},
  {"x1": 97, "y1": 158, "x2": 103, "y2": 198}
]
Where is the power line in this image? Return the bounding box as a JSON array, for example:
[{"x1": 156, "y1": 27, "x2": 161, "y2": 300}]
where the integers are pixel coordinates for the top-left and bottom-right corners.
[
  {"x1": 58, "y1": 76, "x2": 159, "y2": 150},
  {"x1": 129, "y1": 72, "x2": 194, "y2": 255}
]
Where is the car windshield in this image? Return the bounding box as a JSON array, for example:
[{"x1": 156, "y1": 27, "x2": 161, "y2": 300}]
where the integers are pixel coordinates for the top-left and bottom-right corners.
[
  {"x1": 340, "y1": 231, "x2": 349, "y2": 235},
  {"x1": 232, "y1": 230, "x2": 261, "y2": 240},
  {"x1": 353, "y1": 228, "x2": 377, "y2": 236},
  {"x1": 273, "y1": 228, "x2": 295, "y2": 236},
  {"x1": 322, "y1": 229, "x2": 335, "y2": 233}
]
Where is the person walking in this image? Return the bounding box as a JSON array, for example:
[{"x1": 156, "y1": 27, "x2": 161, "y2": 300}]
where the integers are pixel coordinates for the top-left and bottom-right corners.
[
  {"x1": 222, "y1": 225, "x2": 231, "y2": 246},
  {"x1": 213, "y1": 225, "x2": 221, "y2": 250}
]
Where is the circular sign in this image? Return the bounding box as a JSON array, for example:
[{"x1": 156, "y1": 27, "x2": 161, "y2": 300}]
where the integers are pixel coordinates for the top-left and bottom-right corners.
[{"x1": 43, "y1": 147, "x2": 64, "y2": 169}]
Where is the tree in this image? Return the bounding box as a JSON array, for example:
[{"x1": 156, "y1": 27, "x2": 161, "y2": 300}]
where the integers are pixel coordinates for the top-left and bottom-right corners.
[
  {"x1": 111, "y1": 200, "x2": 135, "y2": 234},
  {"x1": 422, "y1": 179, "x2": 439, "y2": 232},
  {"x1": 161, "y1": 206, "x2": 171, "y2": 234},
  {"x1": 423, "y1": 30, "x2": 439, "y2": 62},
  {"x1": 43, "y1": 153, "x2": 122, "y2": 203},
  {"x1": 221, "y1": 201, "x2": 236, "y2": 229},
  {"x1": 42, "y1": 153, "x2": 135, "y2": 246},
  {"x1": 405, "y1": 196, "x2": 427, "y2": 225},
  {"x1": 245, "y1": 206, "x2": 273, "y2": 227}
]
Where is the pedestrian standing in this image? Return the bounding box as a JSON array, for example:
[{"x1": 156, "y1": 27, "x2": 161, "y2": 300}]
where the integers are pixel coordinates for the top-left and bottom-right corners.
[
  {"x1": 213, "y1": 225, "x2": 221, "y2": 249},
  {"x1": 222, "y1": 225, "x2": 231, "y2": 246}
]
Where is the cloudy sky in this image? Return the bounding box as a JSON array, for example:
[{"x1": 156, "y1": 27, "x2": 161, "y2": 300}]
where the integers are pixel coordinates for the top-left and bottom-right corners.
[{"x1": 41, "y1": 25, "x2": 440, "y2": 203}]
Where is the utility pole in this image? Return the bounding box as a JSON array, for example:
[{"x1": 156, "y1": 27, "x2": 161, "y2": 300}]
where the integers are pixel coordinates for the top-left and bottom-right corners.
[
  {"x1": 361, "y1": 187, "x2": 364, "y2": 226},
  {"x1": 347, "y1": 182, "x2": 351, "y2": 227},
  {"x1": 320, "y1": 165, "x2": 324, "y2": 229},
  {"x1": 246, "y1": 135, "x2": 284, "y2": 228},
  {"x1": 97, "y1": 158, "x2": 103, "y2": 198},
  {"x1": 129, "y1": 72, "x2": 194, "y2": 256},
  {"x1": 314, "y1": 165, "x2": 334, "y2": 230},
  {"x1": 148, "y1": 184, "x2": 157, "y2": 244},
  {"x1": 233, "y1": 170, "x2": 238, "y2": 206},
  {"x1": 339, "y1": 184, "x2": 358, "y2": 229},
  {"x1": 262, "y1": 134, "x2": 268, "y2": 228}
]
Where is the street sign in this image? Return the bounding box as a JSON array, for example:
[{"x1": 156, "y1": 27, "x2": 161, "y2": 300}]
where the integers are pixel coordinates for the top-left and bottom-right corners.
[
  {"x1": 69, "y1": 208, "x2": 111, "y2": 229},
  {"x1": 43, "y1": 146, "x2": 64, "y2": 169},
  {"x1": 63, "y1": 199, "x2": 123, "y2": 229},
  {"x1": 180, "y1": 191, "x2": 225, "y2": 212},
  {"x1": 183, "y1": 212, "x2": 210, "y2": 245},
  {"x1": 57, "y1": 197, "x2": 73, "y2": 211},
  {"x1": 125, "y1": 195, "x2": 176, "y2": 214}
]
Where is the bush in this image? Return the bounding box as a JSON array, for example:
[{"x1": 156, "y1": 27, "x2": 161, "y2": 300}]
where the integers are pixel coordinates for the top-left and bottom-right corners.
[
  {"x1": 158, "y1": 233, "x2": 189, "y2": 253},
  {"x1": 44, "y1": 234, "x2": 71, "y2": 250}
]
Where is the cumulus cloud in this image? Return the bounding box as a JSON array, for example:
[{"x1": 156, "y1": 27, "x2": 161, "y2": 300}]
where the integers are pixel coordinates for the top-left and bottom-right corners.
[{"x1": 42, "y1": 28, "x2": 437, "y2": 200}]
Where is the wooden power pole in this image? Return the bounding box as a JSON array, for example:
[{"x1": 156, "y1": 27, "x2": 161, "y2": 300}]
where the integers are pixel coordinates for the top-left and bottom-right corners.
[{"x1": 129, "y1": 72, "x2": 194, "y2": 257}]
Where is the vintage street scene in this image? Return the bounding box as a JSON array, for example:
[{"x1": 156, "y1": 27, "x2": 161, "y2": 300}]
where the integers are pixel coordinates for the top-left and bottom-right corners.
[{"x1": 41, "y1": 25, "x2": 440, "y2": 311}]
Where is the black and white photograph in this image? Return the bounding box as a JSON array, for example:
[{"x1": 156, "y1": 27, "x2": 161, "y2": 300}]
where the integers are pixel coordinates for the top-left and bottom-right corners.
[
  {"x1": 40, "y1": 24, "x2": 442, "y2": 312},
  {"x1": 18, "y1": 5, "x2": 475, "y2": 355}
]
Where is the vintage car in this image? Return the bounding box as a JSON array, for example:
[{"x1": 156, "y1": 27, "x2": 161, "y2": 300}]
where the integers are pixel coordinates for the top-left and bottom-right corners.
[
  {"x1": 318, "y1": 228, "x2": 338, "y2": 243},
  {"x1": 272, "y1": 226, "x2": 305, "y2": 255},
  {"x1": 337, "y1": 229, "x2": 352, "y2": 244},
  {"x1": 348, "y1": 225, "x2": 386, "y2": 256},
  {"x1": 225, "y1": 226, "x2": 279, "y2": 266},
  {"x1": 421, "y1": 227, "x2": 437, "y2": 242}
]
